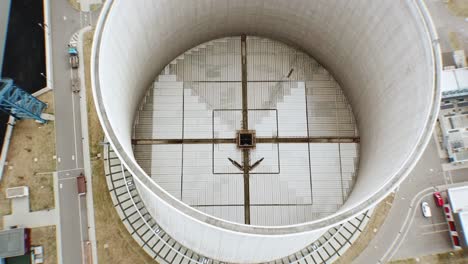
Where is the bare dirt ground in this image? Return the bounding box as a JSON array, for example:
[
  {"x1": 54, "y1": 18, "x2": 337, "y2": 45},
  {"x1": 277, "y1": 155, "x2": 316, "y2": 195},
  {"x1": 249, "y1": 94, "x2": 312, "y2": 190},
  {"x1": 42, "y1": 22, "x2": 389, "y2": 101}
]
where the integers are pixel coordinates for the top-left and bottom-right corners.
[
  {"x1": 447, "y1": 0, "x2": 468, "y2": 17},
  {"x1": 0, "y1": 91, "x2": 56, "y2": 228},
  {"x1": 448, "y1": 31, "x2": 463, "y2": 50},
  {"x1": 0, "y1": 91, "x2": 57, "y2": 262},
  {"x1": 31, "y1": 226, "x2": 58, "y2": 264},
  {"x1": 334, "y1": 194, "x2": 395, "y2": 264},
  {"x1": 390, "y1": 250, "x2": 468, "y2": 264},
  {"x1": 68, "y1": 0, "x2": 80, "y2": 11},
  {"x1": 68, "y1": 0, "x2": 101, "y2": 12},
  {"x1": 83, "y1": 31, "x2": 157, "y2": 264}
]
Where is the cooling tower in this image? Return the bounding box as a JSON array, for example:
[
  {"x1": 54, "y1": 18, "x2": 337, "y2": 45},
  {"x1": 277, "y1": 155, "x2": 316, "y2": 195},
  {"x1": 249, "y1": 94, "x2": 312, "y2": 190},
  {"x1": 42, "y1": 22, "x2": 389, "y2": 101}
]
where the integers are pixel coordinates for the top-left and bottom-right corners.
[{"x1": 91, "y1": 0, "x2": 441, "y2": 262}]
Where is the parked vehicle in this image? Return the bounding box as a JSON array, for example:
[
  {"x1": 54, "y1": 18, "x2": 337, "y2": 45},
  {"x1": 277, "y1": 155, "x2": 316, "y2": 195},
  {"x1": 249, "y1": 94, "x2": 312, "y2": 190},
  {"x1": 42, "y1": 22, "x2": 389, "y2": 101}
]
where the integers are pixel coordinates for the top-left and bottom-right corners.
[
  {"x1": 433, "y1": 192, "x2": 444, "y2": 207},
  {"x1": 77, "y1": 173, "x2": 86, "y2": 195},
  {"x1": 421, "y1": 201, "x2": 432, "y2": 217},
  {"x1": 68, "y1": 45, "x2": 79, "y2": 69},
  {"x1": 71, "y1": 77, "x2": 80, "y2": 93}
]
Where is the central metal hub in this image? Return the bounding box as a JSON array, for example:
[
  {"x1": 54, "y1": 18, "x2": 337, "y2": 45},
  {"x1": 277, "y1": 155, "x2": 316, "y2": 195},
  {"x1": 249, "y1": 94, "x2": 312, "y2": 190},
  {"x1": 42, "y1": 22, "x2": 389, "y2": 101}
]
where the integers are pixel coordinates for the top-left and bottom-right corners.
[{"x1": 237, "y1": 130, "x2": 256, "y2": 149}]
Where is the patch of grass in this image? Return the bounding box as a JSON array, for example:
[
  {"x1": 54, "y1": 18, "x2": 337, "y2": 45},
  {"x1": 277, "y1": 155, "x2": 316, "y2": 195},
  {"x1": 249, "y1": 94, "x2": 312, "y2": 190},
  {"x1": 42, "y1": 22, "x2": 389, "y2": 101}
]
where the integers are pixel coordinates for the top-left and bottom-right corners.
[
  {"x1": 83, "y1": 31, "x2": 103, "y2": 158},
  {"x1": 31, "y1": 226, "x2": 57, "y2": 264},
  {"x1": 68, "y1": 0, "x2": 101, "y2": 12},
  {"x1": 68, "y1": 0, "x2": 80, "y2": 11},
  {"x1": 446, "y1": 0, "x2": 468, "y2": 17},
  {"x1": 90, "y1": 3, "x2": 102, "y2": 12},
  {"x1": 83, "y1": 31, "x2": 157, "y2": 264},
  {"x1": 0, "y1": 92, "x2": 56, "y2": 228}
]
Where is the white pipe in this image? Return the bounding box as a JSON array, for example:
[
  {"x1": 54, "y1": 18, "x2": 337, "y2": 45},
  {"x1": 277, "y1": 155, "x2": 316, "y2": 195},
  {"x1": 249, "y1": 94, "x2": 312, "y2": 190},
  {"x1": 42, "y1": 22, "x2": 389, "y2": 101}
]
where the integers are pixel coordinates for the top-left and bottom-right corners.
[
  {"x1": 0, "y1": 116, "x2": 15, "y2": 181},
  {"x1": 42, "y1": 0, "x2": 53, "y2": 89}
]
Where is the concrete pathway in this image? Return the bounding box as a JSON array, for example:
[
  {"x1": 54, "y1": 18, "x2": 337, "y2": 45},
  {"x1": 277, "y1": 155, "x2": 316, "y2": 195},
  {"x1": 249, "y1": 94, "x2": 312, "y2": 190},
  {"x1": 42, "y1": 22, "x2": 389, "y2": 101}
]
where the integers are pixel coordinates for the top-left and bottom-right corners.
[
  {"x1": 3, "y1": 196, "x2": 56, "y2": 228},
  {"x1": 56, "y1": 168, "x2": 88, "y2": 264}
]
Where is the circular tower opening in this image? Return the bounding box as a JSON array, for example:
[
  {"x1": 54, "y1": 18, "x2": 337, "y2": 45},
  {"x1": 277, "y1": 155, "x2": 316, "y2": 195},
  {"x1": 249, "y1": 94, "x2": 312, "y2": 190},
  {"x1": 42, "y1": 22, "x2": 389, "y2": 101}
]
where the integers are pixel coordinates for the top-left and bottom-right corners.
[{"x1": 132, "y1": 36, "x2": 360, "y2": 226}]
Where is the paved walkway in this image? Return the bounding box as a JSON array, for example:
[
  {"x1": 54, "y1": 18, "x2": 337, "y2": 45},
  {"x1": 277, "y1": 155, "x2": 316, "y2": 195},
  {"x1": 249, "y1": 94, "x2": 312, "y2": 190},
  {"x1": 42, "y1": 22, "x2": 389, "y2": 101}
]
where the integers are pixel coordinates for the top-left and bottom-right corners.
[{"x1": 3, "y1": 196, "x2": 56, "y2": 228}]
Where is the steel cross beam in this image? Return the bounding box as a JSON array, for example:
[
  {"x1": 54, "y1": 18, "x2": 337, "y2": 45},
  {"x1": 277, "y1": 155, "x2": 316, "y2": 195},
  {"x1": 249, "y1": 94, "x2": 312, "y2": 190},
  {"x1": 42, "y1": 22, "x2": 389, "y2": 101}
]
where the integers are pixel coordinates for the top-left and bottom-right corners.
[
  {"x1": 240, "y1": 35, "x2": 252, "y2": 225},
  {"x1": 132, "y1": 136, "x2": 360, "y2": 145}
]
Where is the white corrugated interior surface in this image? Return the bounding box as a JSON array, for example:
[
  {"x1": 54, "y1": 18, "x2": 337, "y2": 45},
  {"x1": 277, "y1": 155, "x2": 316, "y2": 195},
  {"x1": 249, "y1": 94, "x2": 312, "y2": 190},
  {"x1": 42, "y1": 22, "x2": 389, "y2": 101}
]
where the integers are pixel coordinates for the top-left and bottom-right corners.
[{"x1": 133, "y1": 37, "x2": 359, "y2": 225}]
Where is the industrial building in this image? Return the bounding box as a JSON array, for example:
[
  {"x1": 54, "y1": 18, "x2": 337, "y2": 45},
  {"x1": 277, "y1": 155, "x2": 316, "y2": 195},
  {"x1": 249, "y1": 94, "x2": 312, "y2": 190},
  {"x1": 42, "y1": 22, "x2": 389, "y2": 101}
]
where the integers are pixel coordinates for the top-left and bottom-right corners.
[
  {"x1": 446, "y1": 185, "x2": 468, "y2": 249},
  {"x1": 439, "y1": 68, "x2": 468, "y2": 164},
  {"x1": 0, "y1": 228, "x2": 31, "y2": 259},
  {"x1": 91, "y1": 0, "x2": 441, "y2": 262}
]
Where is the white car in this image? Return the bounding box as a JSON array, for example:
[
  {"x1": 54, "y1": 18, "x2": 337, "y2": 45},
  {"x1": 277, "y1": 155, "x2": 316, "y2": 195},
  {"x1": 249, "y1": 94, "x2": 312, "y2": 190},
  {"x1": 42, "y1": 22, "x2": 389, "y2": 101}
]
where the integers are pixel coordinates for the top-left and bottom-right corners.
[{"x1": 421, "y1": 201, "x2": 432, "y2": 217}]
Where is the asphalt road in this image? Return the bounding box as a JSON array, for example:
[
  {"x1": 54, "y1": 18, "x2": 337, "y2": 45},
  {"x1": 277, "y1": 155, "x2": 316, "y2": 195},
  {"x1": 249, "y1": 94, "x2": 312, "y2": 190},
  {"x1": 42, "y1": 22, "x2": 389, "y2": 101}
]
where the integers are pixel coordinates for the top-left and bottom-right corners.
[
  {"x1": 57, "y1": 169, "x2": 89, "y2": 263},
  {"x1": 394, "y1": 196, "x2": 452, "y2": 260},
  {"x1": 354, "y1": 138, "x2": 468, "y2": 263},
  {"x1": 51, "y1": 0, "x2": 82, "y2": 171},
  {"x1": 49, "y1": 1, "x2": 85, "y2": 263}
]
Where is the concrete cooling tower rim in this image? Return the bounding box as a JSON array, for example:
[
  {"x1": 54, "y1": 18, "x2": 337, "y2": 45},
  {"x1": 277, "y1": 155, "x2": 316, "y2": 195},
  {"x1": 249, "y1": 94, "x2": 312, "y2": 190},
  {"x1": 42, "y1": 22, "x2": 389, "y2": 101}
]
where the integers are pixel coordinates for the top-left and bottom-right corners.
[{"x1": 91, "y1": 0, "x2": 441, "y2": 235}]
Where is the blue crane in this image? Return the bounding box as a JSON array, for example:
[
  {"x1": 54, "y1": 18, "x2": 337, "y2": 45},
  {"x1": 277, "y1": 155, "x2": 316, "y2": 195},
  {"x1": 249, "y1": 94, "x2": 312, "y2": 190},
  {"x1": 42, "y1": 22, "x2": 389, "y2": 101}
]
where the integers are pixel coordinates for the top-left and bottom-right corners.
[{"x1": 0, "y1": 78, "x2": 47, "y2": 123}]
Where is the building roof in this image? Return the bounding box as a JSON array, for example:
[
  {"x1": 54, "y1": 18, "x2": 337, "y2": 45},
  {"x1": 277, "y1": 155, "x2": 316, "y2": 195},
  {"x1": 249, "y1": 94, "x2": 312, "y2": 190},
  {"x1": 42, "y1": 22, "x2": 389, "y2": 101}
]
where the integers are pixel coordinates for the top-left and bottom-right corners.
[
  {"x1": 2, "y1": 254, "x2": 30, "y2": 264},
  {"x1": 448, "y1": 185, "x2": 468, "y2": 213},
  {"x1": 0, "y1": 228, "x2": 26, "y2": 258},
  {"x1": 442, "y1": 68, "x2": 468, "y2": 98},
  {"x1": 455, "y1": 211, "x2": 468, "y2": 248},
  {"x1": 5, "y1": 186, "x2": 28, "y2": 199},
  {"x1": 448, "y1": 186, "x2": 468, "y2": 248}
]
